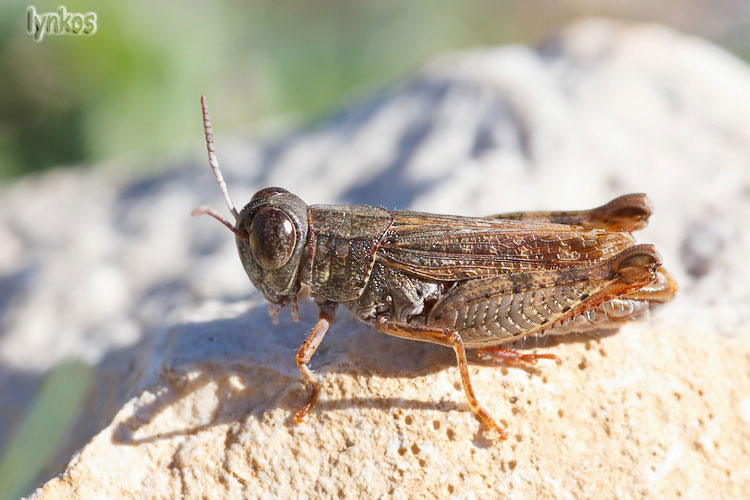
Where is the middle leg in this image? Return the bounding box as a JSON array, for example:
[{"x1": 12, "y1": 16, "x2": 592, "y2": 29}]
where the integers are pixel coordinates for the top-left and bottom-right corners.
[{"x1": 375, "y1": 321, "x2": 508, "y2": 440}]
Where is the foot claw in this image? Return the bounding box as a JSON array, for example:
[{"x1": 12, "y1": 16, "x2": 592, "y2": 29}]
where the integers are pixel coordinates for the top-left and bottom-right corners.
[
  {"x1": 293, "y1": 386, "x2": 319, "y2": 424},
  {"x1": 479, "y1": 347, "x2": 561, "y2": 366},
  {"x1": 519, "y1": 352, "x2": 562, "y2": 366},
  {"x1": 476, "y1": 407, "x2": 509, "y2": 440},
  {"x1": 293, "y1": 405, "x2": 310, "y2": 424}
]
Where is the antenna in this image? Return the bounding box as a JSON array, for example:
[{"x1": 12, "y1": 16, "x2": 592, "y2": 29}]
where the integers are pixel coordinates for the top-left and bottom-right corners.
[
  {"x1": 191, "y1": 205, "x2": 246, "y2": 237},
  {"x1": 201, "y1": 95, "x2": 239, "y2": 219}
]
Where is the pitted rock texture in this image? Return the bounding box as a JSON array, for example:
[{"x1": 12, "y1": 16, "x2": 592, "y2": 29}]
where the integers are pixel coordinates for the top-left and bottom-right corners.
[{"x1": 1, "y1": 19, "x2": 748, "y2": 499}]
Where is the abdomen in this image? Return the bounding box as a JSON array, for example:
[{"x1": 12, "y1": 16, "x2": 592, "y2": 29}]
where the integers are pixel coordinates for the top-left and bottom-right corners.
[{"x1": 428, "y1": 280, "x2": 611, "y2": 348}]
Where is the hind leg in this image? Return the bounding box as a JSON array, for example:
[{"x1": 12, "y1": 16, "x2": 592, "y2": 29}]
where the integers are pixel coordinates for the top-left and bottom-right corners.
[
  {"x1": 477, "y1": 347, "x2": 561, "y2": 366},
  {"x1": 487, "y1": 193, "x2": 653, "y2": 232}
]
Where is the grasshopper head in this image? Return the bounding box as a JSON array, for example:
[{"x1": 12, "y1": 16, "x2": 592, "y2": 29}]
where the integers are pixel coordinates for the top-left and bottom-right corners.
[
  {"x1": 234, "y1": 188, "x2": 308, "y2": 304},
  {"x1": 192, "y1": 96, "x2": 308, "y2": 307}
]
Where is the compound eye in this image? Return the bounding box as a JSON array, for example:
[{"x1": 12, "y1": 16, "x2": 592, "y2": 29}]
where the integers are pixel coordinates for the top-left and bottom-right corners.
[
  {"x1": 249, "y1": 207, "x2": 296, "y2": 270},
  {"x1": 251, "y1": 187, "x2": 289, "y2": 202}
]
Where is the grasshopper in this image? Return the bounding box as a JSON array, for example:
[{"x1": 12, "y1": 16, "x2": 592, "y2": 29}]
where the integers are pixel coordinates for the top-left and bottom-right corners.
[{"x1": 193, "y1": 96, "x2": 676, "y2": 439}]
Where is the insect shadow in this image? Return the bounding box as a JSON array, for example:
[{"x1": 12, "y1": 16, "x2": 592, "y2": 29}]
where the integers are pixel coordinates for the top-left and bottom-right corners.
[
  {"x1": 110, "y1": 299, "x2": 450, "y2": 445},
  {"x1": 111, "y1": 297, "x2": 603, "y2": 446}
]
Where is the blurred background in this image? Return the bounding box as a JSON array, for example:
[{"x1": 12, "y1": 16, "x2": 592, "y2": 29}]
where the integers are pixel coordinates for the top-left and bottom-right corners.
[
  {"x1": 1, "y1": 1, "x2": 750, "y2": 498},
  {"x1": 1, "y1": 0, "x2": 750, "y2": 180}
]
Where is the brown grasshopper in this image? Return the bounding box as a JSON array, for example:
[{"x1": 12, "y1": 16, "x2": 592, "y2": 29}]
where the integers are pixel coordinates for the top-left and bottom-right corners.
[{"x1": 193, "y1": 96, "x2": 676, "y2": 440}]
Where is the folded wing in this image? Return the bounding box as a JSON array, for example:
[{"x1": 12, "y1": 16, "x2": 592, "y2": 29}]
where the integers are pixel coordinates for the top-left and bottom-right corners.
[{"x1": 376, "y1": 211, "x2": 635, "y2": 282}]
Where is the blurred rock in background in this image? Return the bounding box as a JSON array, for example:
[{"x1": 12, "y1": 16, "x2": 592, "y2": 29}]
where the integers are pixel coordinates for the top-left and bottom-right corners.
[{"x1": 2, "y1": 0, "x2": 750, "y2": 179}]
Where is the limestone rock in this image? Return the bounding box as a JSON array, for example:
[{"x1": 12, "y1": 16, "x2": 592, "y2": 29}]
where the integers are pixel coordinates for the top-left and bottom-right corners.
[{"x1": 4, "y1": 19, "x2": 749, "y2": 499}]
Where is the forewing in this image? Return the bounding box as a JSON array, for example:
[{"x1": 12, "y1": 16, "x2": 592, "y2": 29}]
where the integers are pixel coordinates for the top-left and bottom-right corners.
[{"x1": 376, "y1": 211, "x2": 635, "y2": 281}]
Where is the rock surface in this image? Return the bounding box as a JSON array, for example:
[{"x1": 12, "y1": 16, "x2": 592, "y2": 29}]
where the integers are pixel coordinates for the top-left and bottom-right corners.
[{"x1": 0, "y1": 18, "x2": 747, "y2": 498}]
